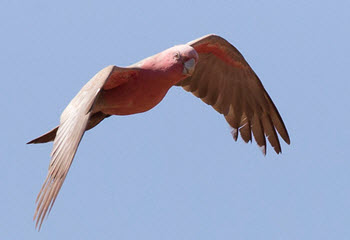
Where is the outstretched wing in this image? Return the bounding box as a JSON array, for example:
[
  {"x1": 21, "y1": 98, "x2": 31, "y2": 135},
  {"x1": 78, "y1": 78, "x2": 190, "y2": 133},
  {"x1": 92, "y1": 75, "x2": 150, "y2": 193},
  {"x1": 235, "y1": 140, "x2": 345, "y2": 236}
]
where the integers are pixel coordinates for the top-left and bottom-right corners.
[
  {"x1": 34, "y1": 65, "x2": 136, "y2": 229},
  {"x1": 177, "y1": 34, "x2": 290, "y2": 154}
]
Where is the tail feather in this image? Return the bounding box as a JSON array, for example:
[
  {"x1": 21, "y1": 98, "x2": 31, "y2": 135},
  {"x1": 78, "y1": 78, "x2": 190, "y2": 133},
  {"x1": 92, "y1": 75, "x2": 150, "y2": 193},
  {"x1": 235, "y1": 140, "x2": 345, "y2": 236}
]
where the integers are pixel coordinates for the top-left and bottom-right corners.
[
  {"x1": 27, "y1": 112, "x2": 111, "y2": 145},
  {"x1": 27, "y1": 127, "x2": 58, "y2": 144}
]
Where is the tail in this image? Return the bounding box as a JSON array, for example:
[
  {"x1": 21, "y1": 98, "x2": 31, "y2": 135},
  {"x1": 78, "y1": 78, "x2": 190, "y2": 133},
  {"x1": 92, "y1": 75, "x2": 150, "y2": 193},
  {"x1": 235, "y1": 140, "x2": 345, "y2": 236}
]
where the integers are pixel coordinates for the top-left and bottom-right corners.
[
  {"x1": 27, "y1": 112, "x2": 111, "y2": 145},
  {"x1": 27, "y1": 127, "x2": 58, "y2": 144}
]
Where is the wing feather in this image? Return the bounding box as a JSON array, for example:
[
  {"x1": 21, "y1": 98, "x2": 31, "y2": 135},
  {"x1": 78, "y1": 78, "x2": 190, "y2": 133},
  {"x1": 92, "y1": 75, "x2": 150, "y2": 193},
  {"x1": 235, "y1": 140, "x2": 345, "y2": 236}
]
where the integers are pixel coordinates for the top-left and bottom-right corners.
[
  {"x1": 177, "y1": 34, "x2": 290, "y2": 153},
  {"x1": 261, "y1": 113, "x2": 281, "y2": 154},
  {"x1": 33, "y1": 65, "x2": 137, "y2": 229},
  {"x1": 239, "y1": 118, "x2": 252, "y2": 143},
  {"x1": 252, "y1": 113, "x2": 266, "y2": 154}
]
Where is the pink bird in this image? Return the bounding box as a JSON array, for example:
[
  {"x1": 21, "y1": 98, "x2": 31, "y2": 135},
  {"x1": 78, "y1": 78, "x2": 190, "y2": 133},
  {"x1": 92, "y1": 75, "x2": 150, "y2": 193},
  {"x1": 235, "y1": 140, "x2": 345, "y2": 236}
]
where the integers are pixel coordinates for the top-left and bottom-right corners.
[{"x1": 28, "y1": 34, "x2": 290, "y2": 229}]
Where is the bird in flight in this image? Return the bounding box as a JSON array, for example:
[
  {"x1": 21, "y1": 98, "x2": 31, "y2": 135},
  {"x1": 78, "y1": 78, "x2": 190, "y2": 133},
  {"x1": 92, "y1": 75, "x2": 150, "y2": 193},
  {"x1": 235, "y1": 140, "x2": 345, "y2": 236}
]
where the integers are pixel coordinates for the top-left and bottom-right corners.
[{"x1": 28, "y1": 34, "x2": 290, "y2": 229}]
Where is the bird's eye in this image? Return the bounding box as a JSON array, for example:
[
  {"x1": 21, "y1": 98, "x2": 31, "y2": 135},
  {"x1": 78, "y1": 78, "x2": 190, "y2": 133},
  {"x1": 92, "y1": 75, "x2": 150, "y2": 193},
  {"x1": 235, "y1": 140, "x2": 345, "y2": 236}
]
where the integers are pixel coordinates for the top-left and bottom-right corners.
[{"x1": 174, "y1": 52, "x2": 181, "y2": 60}]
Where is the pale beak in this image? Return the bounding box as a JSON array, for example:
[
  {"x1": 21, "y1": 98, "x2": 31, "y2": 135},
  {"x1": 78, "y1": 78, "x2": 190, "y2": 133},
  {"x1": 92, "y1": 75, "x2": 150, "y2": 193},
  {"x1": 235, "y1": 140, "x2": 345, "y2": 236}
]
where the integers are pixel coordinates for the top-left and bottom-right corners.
[{"x1": 183, "y1": 58, "x2": 196, "y2": 75}]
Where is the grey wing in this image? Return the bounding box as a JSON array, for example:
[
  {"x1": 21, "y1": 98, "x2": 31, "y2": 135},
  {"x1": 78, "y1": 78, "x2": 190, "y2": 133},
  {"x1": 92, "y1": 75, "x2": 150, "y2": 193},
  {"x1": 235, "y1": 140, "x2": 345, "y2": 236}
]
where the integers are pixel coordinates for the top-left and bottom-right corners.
[
  {"x1": 177, "y1": 34, "x2": 290, "y2": 154},
  {"x1": 34, "y1": 65, "x2": 116, "y2": 229}
]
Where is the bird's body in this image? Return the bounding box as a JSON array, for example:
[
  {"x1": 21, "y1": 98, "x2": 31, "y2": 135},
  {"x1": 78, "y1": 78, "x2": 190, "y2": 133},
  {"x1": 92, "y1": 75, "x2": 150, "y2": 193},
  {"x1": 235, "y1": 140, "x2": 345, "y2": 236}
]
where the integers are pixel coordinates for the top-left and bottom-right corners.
[
  {"x1": 97, "y1": 45, "x2": 198, "y2": 115},
  {"x1": 28, "y1": 34, "x2": 290, "y2": 229}
]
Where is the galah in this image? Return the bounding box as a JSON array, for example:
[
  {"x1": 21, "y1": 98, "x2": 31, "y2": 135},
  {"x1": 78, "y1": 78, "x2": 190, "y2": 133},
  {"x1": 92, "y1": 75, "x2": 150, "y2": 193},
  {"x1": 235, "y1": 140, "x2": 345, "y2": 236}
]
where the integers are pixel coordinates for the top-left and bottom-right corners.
[{"x1": 28, "y1": 34, "x2": 290, "y2": 229}]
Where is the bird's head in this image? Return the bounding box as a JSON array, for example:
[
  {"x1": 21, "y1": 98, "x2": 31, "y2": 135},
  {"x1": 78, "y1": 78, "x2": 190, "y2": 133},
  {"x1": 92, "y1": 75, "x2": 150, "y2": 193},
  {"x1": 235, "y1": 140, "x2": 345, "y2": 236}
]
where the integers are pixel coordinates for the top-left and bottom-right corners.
[
  {"x1": 151, "y1": 45, "x2": 198, "y2": 80},
  {"x1": 136, "y1": 44, "x2": 198, "y2": 85},
  {"x1": 170, "y1": 45, "x2": 199, "y2": 76}
]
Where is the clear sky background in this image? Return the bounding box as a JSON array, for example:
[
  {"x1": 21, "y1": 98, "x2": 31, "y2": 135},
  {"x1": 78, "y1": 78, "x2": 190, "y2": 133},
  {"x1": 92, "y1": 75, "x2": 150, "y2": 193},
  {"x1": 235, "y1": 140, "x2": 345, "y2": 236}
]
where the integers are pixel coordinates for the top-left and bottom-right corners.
[{"x1": 1, "y1": 0, "x2": 349, "y2": 239}]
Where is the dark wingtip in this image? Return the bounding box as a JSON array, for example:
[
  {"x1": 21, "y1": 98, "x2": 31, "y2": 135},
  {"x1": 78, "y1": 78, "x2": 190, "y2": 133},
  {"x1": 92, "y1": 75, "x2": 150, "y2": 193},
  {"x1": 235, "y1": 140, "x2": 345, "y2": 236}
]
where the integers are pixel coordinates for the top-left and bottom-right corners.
[
  {"x1": 286, "y1": 137, "x2": 291, "y2": 145},
  {"x1": 259, "y1": 145, "x2": 266, "y2": 156},
  {"x1": 231, "y1": 128, "x2": 238, "y2": 141}
]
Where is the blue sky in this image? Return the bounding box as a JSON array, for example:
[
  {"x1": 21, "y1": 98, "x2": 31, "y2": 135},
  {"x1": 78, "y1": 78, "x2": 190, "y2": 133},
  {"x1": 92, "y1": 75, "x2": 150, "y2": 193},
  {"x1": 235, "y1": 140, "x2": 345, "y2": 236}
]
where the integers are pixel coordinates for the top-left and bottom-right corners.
[{"x1": 1, "y1": 0, "x2": 350, "y2": 239}]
